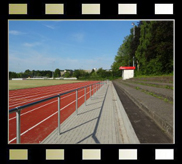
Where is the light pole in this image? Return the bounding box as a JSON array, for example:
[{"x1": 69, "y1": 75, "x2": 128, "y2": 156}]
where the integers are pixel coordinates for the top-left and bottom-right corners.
[
  {"x1": 132, "y1": 22, "x2": 135, "y2": 67},
  {"x1": 52, "y1": 61, "x2": 55, "y2": 79},
  {"x1": 132, "y1": 22, "x2": 135, "y2": 39}
]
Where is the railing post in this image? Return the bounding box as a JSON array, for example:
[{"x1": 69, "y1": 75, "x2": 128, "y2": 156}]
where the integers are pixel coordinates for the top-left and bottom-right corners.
[
  {"x1": 84, "y1": 87, "x2": 86, "y2": 105},
  {"x1": 58, "y1": 95, "x2": 61, "y2": 135},
  {"x1": 90, "y1": 85, "x2": 91, "y2": 98},
  {"x1": 16, "y1": 109, "x2": 21, "y2": 143},
  {"x1": 94, "y1": 84, "x2": 96, "y2": 93},
  {"x1": 76, "y1": 89, "x2": 78, "y2": 115}
]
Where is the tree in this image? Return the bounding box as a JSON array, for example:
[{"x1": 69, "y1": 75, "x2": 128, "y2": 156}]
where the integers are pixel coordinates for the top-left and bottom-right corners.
[
  {"x1": 64, "y1": 71, "x2": 70, "y2": 78},
  {"x1": 24, "y1": 69, "x2": 31, "y2": 77},
  {"x1": 90, "y1": 69, "x2": 95, "y2": 75},
  {"x1": 73, "y1": 70, "x2": 81, "y2": 79},
  {"x1": 73, "y1": 69, "x2": 86, "y2": 79},
  {"x1": 135, "y1": 21, "x2": 173, "y2": 75},
  {"x1": 97, "y1": 68, "x2": 107, "y2": 78},
  {"x1": 112, "y1": 21, "x2": 173, "y2": 77},
  {"x1": 54, "y1": 68, "x2": 60, "y2": 78},
  {"x1": 9, "y1": 71, "x2": 17, "y2": 79}
]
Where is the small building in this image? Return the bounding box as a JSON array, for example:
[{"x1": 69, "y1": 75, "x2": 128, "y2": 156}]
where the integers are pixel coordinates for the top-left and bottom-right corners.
[{"x1": 119, "y1": 66, "x2": 135, "y2": 80}]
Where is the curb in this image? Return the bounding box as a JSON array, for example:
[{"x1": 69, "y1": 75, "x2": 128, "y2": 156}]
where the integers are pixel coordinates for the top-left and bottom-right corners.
[
  {"x1": 111, "y1": 82, "x2": 140, "y2": 144},
  {"x1": 113, "y1": 81, "x2": 173, "y2": 140}
]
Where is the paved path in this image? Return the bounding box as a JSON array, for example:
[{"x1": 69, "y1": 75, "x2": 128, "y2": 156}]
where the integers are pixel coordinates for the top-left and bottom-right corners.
[{"x1": 41, "y1": 81, "x2": 139, "y2": 144}]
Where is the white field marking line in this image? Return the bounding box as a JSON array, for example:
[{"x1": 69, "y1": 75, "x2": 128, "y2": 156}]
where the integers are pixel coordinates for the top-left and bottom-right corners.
[
  {"x1": 9, "y1": 82, "x2": 95, "y2": 107},
  {"x1": 9, "y1": 85, "x2": 87, "y2": 108},
  {"x1": 9, "y1": 82, "x2": 93, "y2": 98},
  {"x1": 9, "y1": 88, "x2": 85, "y2": 121},
  {"x1": 8, "y1": 92, "x2": 87, "y2": 143}
]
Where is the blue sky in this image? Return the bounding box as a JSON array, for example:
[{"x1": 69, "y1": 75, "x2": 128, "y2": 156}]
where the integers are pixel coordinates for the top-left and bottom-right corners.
[{"x1": 9, "y1": 20, "x2": 139, "y2": 73}]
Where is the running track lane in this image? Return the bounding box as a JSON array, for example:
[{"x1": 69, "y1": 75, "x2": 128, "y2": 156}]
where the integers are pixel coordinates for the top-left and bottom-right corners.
[
  {"x1": 9, "y1": 81, "x2": 102, "y2": 143},
  {"x1": 9, "y1": 82, "x2": 95, "y2": 108}
]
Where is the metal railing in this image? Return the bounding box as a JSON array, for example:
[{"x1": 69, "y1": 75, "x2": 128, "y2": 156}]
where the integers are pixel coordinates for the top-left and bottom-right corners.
[{"x1": 9, "y1": 81, "x2": 106, "y2": 143}]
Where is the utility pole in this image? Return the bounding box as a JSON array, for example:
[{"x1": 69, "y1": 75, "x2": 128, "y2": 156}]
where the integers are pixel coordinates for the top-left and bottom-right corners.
[
  {"x1": 132, "y1": 22, "x2": 135, "y2": 39},
  {"x1": 132, "y1": 22, "x2": 135, "y2": 67},
  {"x1": 52, "y1": 61, "x2": 55, "y2": 78}
]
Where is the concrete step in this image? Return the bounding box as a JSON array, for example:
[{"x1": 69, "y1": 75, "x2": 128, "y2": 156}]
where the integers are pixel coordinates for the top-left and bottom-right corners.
[
  {"x1": 126, "y1": 78, "x2": 173, "y2": 88},
  {"x1": 129, "y1": 76, "x2": 173, "y2": 83},
  {"x1": 113, "y1": 80, "x2": 174, "y2": 140},
  {"x1": 119, "y1": 80, "x2": 173, "y2": 102}
]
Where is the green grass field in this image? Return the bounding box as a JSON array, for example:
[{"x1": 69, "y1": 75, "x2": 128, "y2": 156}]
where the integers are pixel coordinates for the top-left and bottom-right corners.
[{"x1": 9, "y1": 80, "x2": 83, "y2": 90}]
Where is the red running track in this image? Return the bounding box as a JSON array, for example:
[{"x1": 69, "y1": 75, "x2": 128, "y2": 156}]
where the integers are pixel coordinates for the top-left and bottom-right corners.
[{"x1": 9, "y1": 81, "x2": 102, "y2": 144}]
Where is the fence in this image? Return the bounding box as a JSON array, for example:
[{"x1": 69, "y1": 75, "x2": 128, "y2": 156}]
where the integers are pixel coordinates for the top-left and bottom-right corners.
[{"x1": 9, "y1": 81, "x2": 106, "y2": 143}]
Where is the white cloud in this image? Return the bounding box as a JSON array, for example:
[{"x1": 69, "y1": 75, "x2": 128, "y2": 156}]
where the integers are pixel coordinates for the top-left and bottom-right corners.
[
  {"x1": 9, "y1": 30, "x2": 24, "y2": 35},
  {"x1": 9, "y1": 48, "x2": 112, "y2": 72},
  {"x1": 71, "y1": 32, "x2": 85, "y2": 42},
  {"x1": 23, "y1": 42, "x2": 41, "y2": 47},
  {"x1": 44, "y1": 24, "x2": 56, "y2": 29},
  {"x1": 9, "y1": 53, "x2": 112, "y2": 72}
]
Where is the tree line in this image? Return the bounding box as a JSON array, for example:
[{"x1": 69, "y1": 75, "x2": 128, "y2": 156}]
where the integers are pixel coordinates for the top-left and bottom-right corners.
[
  {"x1": 9, "y1": 68, "x2": 114, "y2": 80},
  {"x1": 111, "y1": 21, "x2": 173, "y2": 77},
  {"x1": 9, "y1": 69, "x2": 53, "y2": 79}
]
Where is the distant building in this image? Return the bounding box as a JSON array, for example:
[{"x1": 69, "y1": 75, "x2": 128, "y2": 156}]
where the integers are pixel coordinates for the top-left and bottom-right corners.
[
  {"x1": 84, "y1": 70, "x2": 92, "y2": 73},
  {"x1": 60, "y1": 69, "x2": 73, "y2": 76},
  {"x1": 60, "y1": 70, "x2": 64, "y2": 76}
]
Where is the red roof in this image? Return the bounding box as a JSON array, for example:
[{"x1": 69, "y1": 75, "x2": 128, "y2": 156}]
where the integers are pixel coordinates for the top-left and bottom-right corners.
[{"x1": 119, "y1": 66, "x2": 135, "y2": 70}]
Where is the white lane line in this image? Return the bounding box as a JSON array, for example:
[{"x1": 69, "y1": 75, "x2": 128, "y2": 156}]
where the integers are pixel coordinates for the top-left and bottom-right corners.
[
  {"x1": 9, "y1": 82, "x2": 92, "y2": 99},
  {"x1": 9, "y1": 81, "x2": 96, "y2": 101},
  {"x1": 9, "y1": 85, "x2": 74, "y2": 99},
  {"x1": 8, "y1": 93, "x2": 87, "y2": 143},
  {"x1": 8, "y1": 85, "x2": 102, "y2": 143},
  {"x1": 9, "y1": 82, "x2": 94, "y2": 107},
  {"x1": 9, "y1": 89, "x2": 86, "y2": 121},
  {"x1": 9, "y1": 85, "x2": 78, "y2": 107},
  {"x1": 9, "y1": 100, "x2": 57, "y2": 121},
  {"x1": 9, "y1": 87, "x2": 85, "y2": 108},
  {"x1": 9, "y1": 83, "x2": 79, "y2": 97}
]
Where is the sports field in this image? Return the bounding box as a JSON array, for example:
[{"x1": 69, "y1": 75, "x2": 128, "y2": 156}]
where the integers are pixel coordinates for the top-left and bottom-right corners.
[{"x1": 9, "y1": 80, "x2": 83, "y2": 90}]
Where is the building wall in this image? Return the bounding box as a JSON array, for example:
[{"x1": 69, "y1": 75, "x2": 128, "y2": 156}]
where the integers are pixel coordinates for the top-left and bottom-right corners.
[{"x1": 122, "y1": 70, "x2": 134, "y2": 80}]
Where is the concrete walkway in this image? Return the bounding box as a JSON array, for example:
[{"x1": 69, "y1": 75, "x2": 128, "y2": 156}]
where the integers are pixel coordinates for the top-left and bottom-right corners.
[{"x1": 41, "y1": 81, "x2": 139, "y2": 144}]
